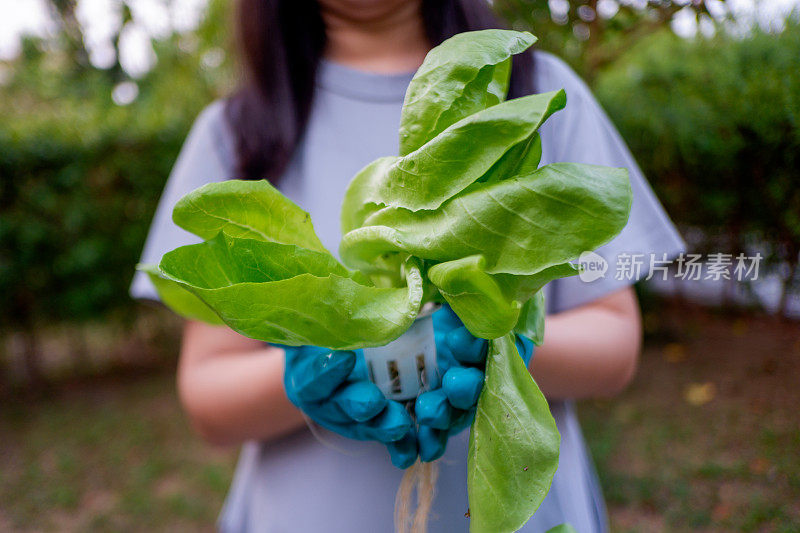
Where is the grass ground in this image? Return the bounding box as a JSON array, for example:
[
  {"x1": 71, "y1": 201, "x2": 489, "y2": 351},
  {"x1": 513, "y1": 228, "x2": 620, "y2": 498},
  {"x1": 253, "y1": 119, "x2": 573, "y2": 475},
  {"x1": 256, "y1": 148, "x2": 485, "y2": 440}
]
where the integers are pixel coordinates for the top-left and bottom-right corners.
[
  {"x1": 1, "y1": 304, "x2": 798, "y2": 532},
  {"x1": 0, "y1": 372, "x2": 237, "y2": 532},
  {"x1": 580, "y1": 304, "x2": 800, "y2": 532}
]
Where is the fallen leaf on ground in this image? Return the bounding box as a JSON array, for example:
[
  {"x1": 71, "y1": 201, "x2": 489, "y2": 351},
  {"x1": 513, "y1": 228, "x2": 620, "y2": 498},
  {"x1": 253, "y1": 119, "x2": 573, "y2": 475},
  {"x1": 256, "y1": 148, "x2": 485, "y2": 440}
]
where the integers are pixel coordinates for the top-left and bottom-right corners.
[{"x1": 684, "y1": 382, "x2": 716, "y2": 405}]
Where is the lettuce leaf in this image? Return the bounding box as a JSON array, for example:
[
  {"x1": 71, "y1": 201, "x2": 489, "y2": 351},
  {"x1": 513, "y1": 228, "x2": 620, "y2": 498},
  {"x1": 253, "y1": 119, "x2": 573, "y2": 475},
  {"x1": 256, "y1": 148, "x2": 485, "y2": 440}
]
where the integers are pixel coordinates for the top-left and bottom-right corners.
[
  {"x1": 468, "y1": 333, "x2": 560, "y2": 532},
  {"x1": 173, "y1": 179, "x2": 327, "y2": 252},
  {"x1": 356, "y1": 91, "x2": 566, "y2": 212},
  {"x1": 427, "y1": 256, "x2": 575, "y2": 339},
  {"x1": 514, "y1": 290, "x2": 547, "y2": 346},
  {"x1": 340, "y1": 156, "x2": 401, "y2": 235},
  {"x1": 399, "y1": 29, "x2": 537, "y2": 155},
  {"x1": 340, "y1": 162, "x2": 631, "y2": 277},
  {"x1": 154, "y1": 233, "x2": 423, "y2": 349},
  {"x1": 137, "y1": 263, "x2": 223, "y2": 325}
]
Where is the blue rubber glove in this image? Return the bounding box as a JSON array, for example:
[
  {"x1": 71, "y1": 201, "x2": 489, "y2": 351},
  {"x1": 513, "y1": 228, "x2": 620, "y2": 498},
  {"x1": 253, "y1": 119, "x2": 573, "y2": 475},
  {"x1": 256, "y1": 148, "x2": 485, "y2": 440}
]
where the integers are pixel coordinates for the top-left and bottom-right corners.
[
  {"x1": 282, "y1": 345, "x2": 417, "y2": 468},
  {"x1": 413, "y1": 305, "x2": 535, "y2": 462}
]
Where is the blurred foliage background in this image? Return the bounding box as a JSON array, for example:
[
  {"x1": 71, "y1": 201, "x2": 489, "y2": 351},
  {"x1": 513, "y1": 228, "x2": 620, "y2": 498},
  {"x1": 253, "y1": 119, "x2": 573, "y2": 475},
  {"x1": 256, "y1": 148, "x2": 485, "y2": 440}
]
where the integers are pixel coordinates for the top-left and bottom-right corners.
[
  {"x1": 1, "y1": 0, "x2": 799, "y2": 531},
  {"x1": 1, "y1": 0, "x2": 234, "y2": 387},
  {"x1": 595, "y1": 26, "x2": 800, "y2": 310}
]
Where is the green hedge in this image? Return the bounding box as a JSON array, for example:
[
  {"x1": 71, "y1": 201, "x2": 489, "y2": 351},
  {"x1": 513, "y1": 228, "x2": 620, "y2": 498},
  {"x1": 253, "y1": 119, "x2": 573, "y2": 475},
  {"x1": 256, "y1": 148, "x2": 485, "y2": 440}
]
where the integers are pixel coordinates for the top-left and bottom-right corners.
[
  {"x1": 0, "y1": 40, "x2": 227, "y2": 330},
  {"x1": 594, "y1": 24, "x2": 800, "y2": 272}
]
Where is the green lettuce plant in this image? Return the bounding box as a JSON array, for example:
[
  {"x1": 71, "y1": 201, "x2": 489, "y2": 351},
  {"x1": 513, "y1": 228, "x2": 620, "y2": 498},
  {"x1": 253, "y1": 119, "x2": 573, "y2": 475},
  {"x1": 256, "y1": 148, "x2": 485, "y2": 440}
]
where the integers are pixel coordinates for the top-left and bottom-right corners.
[{"x1": 141, "y1": 29, "x2": 631, "y2": 533}]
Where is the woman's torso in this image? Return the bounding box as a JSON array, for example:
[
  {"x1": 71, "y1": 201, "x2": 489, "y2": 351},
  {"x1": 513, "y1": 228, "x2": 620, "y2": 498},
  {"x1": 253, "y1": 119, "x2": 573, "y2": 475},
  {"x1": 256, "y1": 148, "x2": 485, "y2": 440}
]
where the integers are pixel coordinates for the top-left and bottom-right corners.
[
  {"x1": 133, "y1": 48, "x2": 685, "y2": 532},
  {"x1": 218, "y1": 54, "x2": 608, "y2": 533}
]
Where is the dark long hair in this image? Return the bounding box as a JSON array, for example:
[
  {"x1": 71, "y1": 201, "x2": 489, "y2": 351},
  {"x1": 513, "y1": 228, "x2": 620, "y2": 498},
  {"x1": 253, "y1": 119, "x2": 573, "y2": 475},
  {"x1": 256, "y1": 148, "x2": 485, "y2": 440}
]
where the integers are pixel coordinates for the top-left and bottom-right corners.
[{"x1": 226, "y1": 0, "x2": 535, "y2": 181}]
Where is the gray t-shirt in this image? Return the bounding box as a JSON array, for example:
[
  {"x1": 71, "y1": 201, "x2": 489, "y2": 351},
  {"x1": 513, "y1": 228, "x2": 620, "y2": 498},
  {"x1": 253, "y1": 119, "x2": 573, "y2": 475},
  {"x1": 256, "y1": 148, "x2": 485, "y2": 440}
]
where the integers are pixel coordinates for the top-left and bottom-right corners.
[{"x1": 132, "y1": 52, "x2": 684, "y2": 533}]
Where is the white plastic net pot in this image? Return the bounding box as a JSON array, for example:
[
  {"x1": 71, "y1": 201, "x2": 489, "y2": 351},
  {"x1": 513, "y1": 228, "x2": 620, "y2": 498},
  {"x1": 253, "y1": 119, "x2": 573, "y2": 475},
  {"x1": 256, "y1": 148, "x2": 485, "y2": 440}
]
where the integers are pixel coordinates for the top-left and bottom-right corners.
[{"x1": 362, "y1": 303, "x2": 440, "y2": 401}]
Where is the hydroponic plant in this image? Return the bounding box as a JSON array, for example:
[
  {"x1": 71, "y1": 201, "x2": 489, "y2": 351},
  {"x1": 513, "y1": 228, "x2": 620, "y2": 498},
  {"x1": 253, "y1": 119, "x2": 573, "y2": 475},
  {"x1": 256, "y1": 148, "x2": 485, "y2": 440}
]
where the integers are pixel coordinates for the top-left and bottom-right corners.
[{"x1": 141, "y1": 29, "x2": 632, "y2": 533}]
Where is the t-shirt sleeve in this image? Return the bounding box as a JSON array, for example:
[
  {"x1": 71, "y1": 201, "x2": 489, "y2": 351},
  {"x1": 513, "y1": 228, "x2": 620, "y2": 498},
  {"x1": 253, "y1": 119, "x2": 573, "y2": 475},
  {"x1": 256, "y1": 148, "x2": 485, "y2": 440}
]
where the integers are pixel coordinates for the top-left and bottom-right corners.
[
  {"x1": 129, "y1": 100, "x2": 235, "y2": 301},
  {"x1": 534, "y1": 52, "x2": 686, "y2": 313}
]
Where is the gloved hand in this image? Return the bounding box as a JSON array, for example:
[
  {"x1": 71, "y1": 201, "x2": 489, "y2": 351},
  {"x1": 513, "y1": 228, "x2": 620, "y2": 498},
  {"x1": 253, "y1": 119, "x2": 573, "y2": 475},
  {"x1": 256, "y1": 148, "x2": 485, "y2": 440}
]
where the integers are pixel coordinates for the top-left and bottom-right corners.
[
  {"x1": 413, "y1": 305, "x2": 534, "y2": 462},
  {"x1": 282, "y1": 345, "x2": 418, "y2": 468}
]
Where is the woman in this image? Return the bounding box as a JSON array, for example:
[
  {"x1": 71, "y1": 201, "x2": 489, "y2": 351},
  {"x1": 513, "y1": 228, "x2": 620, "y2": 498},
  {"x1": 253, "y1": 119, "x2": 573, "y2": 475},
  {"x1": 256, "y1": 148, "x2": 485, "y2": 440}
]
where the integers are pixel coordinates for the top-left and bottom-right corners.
[{"x1": 131, "y1": 0, "x2": 685, "y2": 531}]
